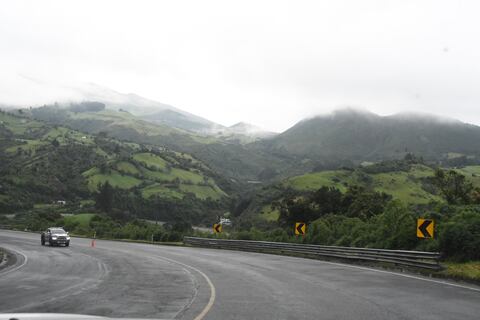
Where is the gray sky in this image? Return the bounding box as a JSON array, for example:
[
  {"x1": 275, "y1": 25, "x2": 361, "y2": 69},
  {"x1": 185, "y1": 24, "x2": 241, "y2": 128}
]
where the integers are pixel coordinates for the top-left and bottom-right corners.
[{"x1": 1, "y1": 0, "x2": 480, "y2": 132}]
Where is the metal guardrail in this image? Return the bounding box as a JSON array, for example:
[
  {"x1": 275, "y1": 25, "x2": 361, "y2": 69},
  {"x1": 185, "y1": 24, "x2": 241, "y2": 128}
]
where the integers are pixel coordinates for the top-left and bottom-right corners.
[{"x1": 184, "y1": 237, "x2": 442, "y2": 270}]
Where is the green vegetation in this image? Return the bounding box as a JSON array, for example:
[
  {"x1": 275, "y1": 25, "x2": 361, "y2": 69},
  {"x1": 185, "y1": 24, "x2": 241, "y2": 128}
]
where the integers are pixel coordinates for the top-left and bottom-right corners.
[
  {"x1": 133, "y1": 152, "x2": 168, "y2": 169},
  {"x1": 7, "y1": 211, "x2": 195, "y2": 243},
  {"x1": 85, "y1": 169, "x2": 142, "y2": 190},
  {"x1": 141, "y1": 184, "x2": 183, "y2": 199},
  {"x1": 0, "y1": 110, "x2": 229, "y2": 225},
  {"x1": 63, "y1": 213, "x2": 95, "y2": 229},
  {"x1": 285, "y1": 164, "x2": 443, "y2": 205},
  {"x1": 230, "y1": 159, "x2": 480, "y2": 263},
  {"x1": 441, "y1": 261, "x2": 480, "y2": 282},
  {"x1": 287, "y1": 170, "x2": 352, "y2": 192},
  {"x1": 179, "y1": 184, "x2": 224, "y2": 200},
  {"x1": 259, "y1": 205, "x2": 280, "y2": 221},
  {"x1": 116, "y1": 161, "x2": 140, "y2": 175}
]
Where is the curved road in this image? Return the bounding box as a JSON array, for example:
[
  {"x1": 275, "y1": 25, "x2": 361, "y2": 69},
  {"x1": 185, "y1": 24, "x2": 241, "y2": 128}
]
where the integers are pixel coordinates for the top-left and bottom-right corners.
[{"x1": 0, "y1": 230, "x2": 479, "y2": 319}]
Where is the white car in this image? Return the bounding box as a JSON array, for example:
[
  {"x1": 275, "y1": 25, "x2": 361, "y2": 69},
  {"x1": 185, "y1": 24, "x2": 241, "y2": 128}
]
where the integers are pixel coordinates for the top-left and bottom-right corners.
[{"x1": 41, "y1": 227, "x2": 71, "y2": 247}]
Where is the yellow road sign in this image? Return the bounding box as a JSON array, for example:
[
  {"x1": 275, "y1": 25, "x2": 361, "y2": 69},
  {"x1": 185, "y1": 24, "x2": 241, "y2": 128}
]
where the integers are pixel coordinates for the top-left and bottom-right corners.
[
  {"x1": 295, "y1": 222, "x2": 306, "y2": 236},
  {"x1": 213, "y1": 223, "x2": 222, "y2": 233},
  {"x1": 417, "y1": 219, "x2": 434, "y2": 238}
]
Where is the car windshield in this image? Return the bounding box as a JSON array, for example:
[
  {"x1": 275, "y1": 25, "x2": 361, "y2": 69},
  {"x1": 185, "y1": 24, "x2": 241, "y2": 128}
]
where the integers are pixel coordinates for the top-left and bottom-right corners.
[{"x1": 51, "y1": 229, "x2": 65, "y2": 235}]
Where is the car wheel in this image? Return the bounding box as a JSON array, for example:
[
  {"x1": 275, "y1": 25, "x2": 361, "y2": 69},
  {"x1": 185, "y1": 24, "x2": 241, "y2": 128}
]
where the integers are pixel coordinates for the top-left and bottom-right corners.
[
  {"x1": 65, "y1": 242, "x2": 70, "y2": 247},
  {"x1": 49, "y1": 241, "x2": 53, "y2": 246},
  {"x1": 41, "y1": 237, "x2": 45, "y2": 246}
]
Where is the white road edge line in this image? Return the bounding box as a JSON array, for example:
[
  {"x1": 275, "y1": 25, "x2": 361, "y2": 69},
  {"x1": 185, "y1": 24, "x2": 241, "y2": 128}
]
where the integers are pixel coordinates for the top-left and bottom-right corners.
[
  {"x1": 0, "y1": 247, "x2": 28, "y2": 276},
  {"x1": 314, "y1": 259, "x2": 480, "y2": 293},
  {"x1": 152, "y1": 255, "x2": 216, "y2": 320}
]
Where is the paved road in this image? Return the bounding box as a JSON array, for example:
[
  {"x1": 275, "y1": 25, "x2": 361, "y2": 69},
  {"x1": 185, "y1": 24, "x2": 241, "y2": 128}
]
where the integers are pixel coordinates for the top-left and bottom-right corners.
[{"x1": 0, "y1": 230, "x2": 479, "y2": 320}]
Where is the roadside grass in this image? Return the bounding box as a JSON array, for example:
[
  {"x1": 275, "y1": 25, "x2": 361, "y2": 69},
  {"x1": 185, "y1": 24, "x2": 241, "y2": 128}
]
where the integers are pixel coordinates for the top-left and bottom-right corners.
[{"x1": 439, "y1": 261, "x2": 480, "y2": 283}]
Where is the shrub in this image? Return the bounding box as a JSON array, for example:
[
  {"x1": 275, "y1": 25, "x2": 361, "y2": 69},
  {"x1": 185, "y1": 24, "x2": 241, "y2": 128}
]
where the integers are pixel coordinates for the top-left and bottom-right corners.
[{"x1": 439, "y1": 210, "x2": 480, "y2": 261}]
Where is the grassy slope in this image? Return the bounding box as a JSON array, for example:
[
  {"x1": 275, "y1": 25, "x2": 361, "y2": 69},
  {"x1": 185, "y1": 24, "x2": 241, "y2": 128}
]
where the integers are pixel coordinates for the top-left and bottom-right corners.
[
  {"x1": 64, "y1": 213, "x2": 96, "y2": 228},
  {"x1": 440, "y1": 261, "x2": 480, "y2": 283},
  {"x1": 84, "y1": 151, "x2": 226, "y2": 200},
  {"x1": 259, "y1": 205, "x2": 280, "y2": 221},
  {"x1": 455, "y1": 166, "x2": 480, "y2": 188},
  {"x1": 284, "y1": 164, "x2": 444, "y2": 205},
  {"x1": 1, "y1": 111, "x2": 227, "y2": 204},
  {"x1": 142, "y1": 184, "x2": 183, "y2": 199},
  {"x1": 84, "y1": 169, "x2": 143, "y2": 190},
  {"x1": 67, "y1": 109, "x2": 216, "y2": 145},
  {"x1": 133, "y1": 153, "x2": 168, "y2": 169}
]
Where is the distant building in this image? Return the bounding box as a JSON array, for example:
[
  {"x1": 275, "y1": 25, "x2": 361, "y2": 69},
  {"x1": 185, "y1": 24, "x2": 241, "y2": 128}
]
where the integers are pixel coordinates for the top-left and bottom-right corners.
[{"x1": 219, "y1": 218, "x2": 232, "y2": 226}]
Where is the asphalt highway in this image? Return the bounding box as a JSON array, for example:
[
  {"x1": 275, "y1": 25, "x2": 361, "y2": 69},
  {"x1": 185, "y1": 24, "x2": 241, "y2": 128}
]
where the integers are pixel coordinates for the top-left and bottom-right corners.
[{"x1": 1, "y1": 229, "x2": 479, "y2": 320}]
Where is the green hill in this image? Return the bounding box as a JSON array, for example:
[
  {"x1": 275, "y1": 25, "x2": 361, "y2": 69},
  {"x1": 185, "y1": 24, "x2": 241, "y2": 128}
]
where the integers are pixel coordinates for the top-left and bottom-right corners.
[
  {"x1": 27, "y1": 104, "x2": 298, "y2": 183},
  {"x1": 0, "y1": 110, "x2": 228, "y2": 218},
  {"x1": 285, "y1": 164, "x2": 443, "y2": 204},
  {"x1": 250, "y1": 161, "x2": 480, "y2": 222},
  {"x1": 264, "y1": 109, "x2": 480, "y2": 167}
]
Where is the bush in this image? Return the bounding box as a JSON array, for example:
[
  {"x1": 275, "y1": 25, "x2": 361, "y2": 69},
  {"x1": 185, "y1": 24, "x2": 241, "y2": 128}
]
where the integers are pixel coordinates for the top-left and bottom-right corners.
[{"x1": 439, "y1": 210, "x2": 480, "y2": 261}]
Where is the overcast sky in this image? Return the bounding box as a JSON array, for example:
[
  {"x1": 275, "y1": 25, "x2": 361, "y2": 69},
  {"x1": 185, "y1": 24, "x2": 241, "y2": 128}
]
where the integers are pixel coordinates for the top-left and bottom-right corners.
[{"x1": 1, "y1": 0, "x2": 479, "y2": 132}]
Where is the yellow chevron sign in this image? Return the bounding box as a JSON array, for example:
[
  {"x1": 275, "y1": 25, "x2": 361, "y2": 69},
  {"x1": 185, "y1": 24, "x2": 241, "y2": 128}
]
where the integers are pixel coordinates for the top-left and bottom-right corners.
[
  {"x1": 295, "y1": 222, "x2": 306, "y2": 236},
  {"x1": 417, "y1": 219, "x2": 434, "y2": 238},
  {"x1": 213, "y1": 223, "x2": 222, "y2": 233}
]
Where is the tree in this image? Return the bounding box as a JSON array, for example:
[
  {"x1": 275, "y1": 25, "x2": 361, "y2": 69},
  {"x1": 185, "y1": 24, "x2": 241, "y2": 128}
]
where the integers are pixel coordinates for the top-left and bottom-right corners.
[
  {"x1": 439, "y1": 210, "x2": 480, "y2": 261},
  {"x1": 311, "y1": 186, "x2": 343, "y2": 216},
  {"x1": 434, "y1": 169, "x2": 473, "y2": 204},
  {"x1": 343, "y1": 186, "x2": 391, "y2": 220},
  {"x1": 51, "y1": 139, "x2": 60, "y2": 148},
  {"x1": 95, "y1": 181, "x2": 114, "y2": 213}
]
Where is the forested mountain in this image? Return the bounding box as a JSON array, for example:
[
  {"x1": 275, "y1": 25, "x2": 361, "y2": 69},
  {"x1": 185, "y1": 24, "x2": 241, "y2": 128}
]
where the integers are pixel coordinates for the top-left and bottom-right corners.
[{"x1": 264, "y1": 109, "x2": 480, "y2": 165}]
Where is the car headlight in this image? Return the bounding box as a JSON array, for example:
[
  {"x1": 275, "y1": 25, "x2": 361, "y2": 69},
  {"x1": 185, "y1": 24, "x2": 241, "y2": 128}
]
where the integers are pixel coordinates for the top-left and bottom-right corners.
[
  {"x1": 51, "y1": 236, "x2": 57, "y2": 240},
  {"x1": 66, "y1": 236, "x2": 70, "y2": 240}
]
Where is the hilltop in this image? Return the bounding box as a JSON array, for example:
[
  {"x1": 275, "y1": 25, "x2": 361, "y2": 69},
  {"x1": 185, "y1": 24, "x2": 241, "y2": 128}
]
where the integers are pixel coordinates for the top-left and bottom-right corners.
[{"x1": 263, "y1": 108, "x2": 480, "y2": 166}]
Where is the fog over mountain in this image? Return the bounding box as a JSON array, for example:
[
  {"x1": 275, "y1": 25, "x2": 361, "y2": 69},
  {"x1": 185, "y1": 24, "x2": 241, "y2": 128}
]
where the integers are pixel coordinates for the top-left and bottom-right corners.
[{"x1": 265, "y1": 108, "x2": 480, "y2": 163}]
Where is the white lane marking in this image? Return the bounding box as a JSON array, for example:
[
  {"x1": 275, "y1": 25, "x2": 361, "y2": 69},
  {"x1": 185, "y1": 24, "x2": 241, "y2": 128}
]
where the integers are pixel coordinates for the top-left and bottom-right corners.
[
  {"x1": 311, "y1": 259, "x2": 480, "y2": 293},
  {"x1": 150, "y1": 255, "x2": 216, "y2": 320},
  {"x1": 0, "y1": 247, "x2": 28, "y2": 276}
]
